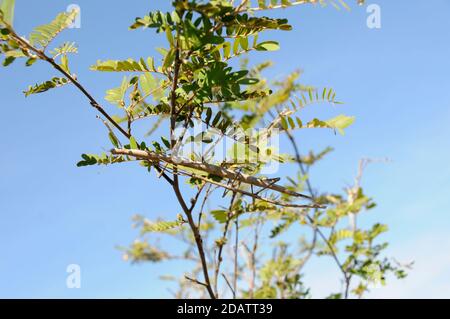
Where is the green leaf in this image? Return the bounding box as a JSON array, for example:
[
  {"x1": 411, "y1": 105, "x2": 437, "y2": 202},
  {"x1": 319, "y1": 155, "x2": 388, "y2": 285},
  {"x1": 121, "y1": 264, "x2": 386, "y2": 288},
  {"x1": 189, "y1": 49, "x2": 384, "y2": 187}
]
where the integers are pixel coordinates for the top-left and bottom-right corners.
[
  {"x1": 129, "y1": 136, "x2": 138, "y2": 149},
  {"x1": 60, "y1": 54, "x2": 70, "y2": 73},
  {"x1": 3, "y1": 50, "x2": 26, "y2": 58},
  {"x1": 25, "y1": 57, "x2": 37, "y2": 67},
  {"x1": 171, "y1": 11, "x2": 181, "y2": 24},
  {"x1": 288, "y1": 116, "x2": 295, "y2": 129},
  {"x1": 369, "y1": 223, "x2": 388, "y2": 239},
  {"x1": 105, "y1": 77, "x2": 129, "y2": 107},
  {"x1": 2, "y1": 55, "x2": 14, "y2": 66},
  {"x1": 330, "y1": 229, "x2": 353, "y2": 244},
  {"x1": 233, "y1": 38, "x2": 240, "y2": 55},
  {"x1": 308, "y1": 88, "x2": 313, "y2": 102},
  {"x1": 324, "y1": 114, "x2": 355, "y2": 135},
  {"x1": 141, "y1": 219, "x2": 184, "y2": 233},
  {"x1": 91, "y1": 58, "x2": 156, "y2": 73},
  {"x1": 108, "y1": 132, "x2": 120, "y2": 148},
  {"x1": 50, "y1": 42, "x2": 78, "y2": 57},
  {"x1": 165, "y1": 26, "x2": 174, "y2": 46},
  {"x1": 306, "y1": 115, "x2": 355, "y2": 135},
  {"x1": 280, "y1": 116, "x2": 288, "y2": 130},
  {"x1": 238, "y1": 78, "x2": 259, "y2": 85},
  {"x1": 0, "y1": 0, "x2": 15, "y2": 26},
  {"x1": 0, "y1": 27, "x2": 10, "y2": 35},
  {"x1": 222, "y1": 42, "x2": 231, "y2": 59},
  {"x1": 139, "y1": 73, "x2": 157, "y2": 96},
  {"x1": 129, "y1": 11, "x2": 170, "y2": 31},
  {"x1": 255, "y1": 41, "x2": 280, "y2": 51},
  {"x1": 210, "y1": 210, "x2": 228, "y2": 223},
  {"x1": 212, "y1": 111, "x2": 222, "y2": 127},
  {"x1": 240, "y1": 37, "x2": 249, "y2": 51},
  {"x1": 205, "y1": 107, "x2": 212, "y2": 125},
  {"x1": 23, "y1": 77, "x2": 69, "y2": 97},
  {"x1": 161, "y1": 136, "x2": 171, "y2": 149},
  {"x1": 162, "y1": 49, "x2": 175, "y2": 69},
  {"x1": 76, "y1": 154, "x2": 98, "y2": 167},
  {"x1": 29, "y1": 9, "x2": 79, "y2": 48},
  {"x1": 76, "y1": 153, "x2": 125, "y2": 167}
]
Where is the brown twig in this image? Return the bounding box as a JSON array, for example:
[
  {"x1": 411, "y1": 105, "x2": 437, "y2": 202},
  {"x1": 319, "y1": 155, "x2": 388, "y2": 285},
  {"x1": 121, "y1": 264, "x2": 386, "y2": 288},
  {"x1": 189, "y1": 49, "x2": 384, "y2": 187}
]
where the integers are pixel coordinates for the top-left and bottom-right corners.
[
  {"x1": 184, "y1": 275, "x2": 208, "y2": 288},
  {"x1": 221, "y1": 273, "x2": 236, "y2": 298},
  {"x1": 111, "y1": 148, "x2": 315, "y2": 201},
  {"x1": 138, "y1": 161, "x2": 322, "y2": 209},
  {"x1": 168, "y1": 32, "x2": 216, "y2": 299},
  {"x1": 233, "y1": 212, "x2": 239, "y2": 298},
  {"x1": 214, "y1": 191, "x2": 238, "y2": 297},
  {"x1": 243, "y1": 213, "x2": 263, "y2": 298},
  {"x1": 6, "y1": 28, "x2": 131, "y2": 139},
  {"x1": 197, "y1": 184, "x2": 214, "y2": 229}
]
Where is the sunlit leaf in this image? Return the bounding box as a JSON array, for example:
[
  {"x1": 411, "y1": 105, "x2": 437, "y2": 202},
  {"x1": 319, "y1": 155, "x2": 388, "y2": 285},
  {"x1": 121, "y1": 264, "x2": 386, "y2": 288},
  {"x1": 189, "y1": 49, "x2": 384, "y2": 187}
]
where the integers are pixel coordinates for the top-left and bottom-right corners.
[
  {"x1": 23, "y1": 77, "x2": 69, "y2": 96},
  {"x1": 29, "y1": 9, "x2": 79, "y2": 48},
  {"x1": 255, "y1": 41, "x2": 280, "y2": 51}
]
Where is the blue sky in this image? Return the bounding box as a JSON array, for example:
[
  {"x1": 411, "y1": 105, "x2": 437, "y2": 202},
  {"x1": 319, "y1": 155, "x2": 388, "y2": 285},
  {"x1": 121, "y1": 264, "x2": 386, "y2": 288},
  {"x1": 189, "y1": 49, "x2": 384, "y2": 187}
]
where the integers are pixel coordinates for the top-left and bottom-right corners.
[{"x1": 1, "y1": 0, "x2": 450, "y2": 298}]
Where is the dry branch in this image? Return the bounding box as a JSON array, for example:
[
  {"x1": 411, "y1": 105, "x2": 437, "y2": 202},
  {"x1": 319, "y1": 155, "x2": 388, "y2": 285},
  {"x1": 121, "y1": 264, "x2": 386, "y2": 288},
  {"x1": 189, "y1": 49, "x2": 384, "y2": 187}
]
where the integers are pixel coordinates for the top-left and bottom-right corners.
[{"x1": 111, "y1": 148, "x2": 314, "y2": 200}]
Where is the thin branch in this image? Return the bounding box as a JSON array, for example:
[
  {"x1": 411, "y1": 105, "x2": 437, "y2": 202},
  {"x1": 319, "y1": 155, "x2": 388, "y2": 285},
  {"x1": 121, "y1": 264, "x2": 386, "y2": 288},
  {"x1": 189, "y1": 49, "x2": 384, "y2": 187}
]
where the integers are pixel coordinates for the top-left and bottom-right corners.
[
  {"x1": 185, "y1": 275, "x2": 208, "y2": 288},
  {"x1": 197, "y1": 184, "x2": 214, "y2": 228},
  {"x1": 154, "y1": 164, "x2": 174, "y2": 186},
  {"x1": 233, "y1": 212, "x2": 239, "y2": 298},
  {"x1": 150, "y1": 163, "x2": 322, "y2": 209},
  {"x1": 111, "y1": 148, "x2": 315, "y2": 200},
  {"x1": 221, "y1": 273, "x2": 236, "y2": 298},
  {"x1": 169, "y1": 32, "x2": 216, "y2": 299},
  {"x1": 214, "y1": 191, "x2": 238, "y2": 297},
  {"x1": 245, "y1": 213, "x2": 263, "y2": 298},
  {"x1": 6, "y1": 28, "x2": 130, "y2": 139}
]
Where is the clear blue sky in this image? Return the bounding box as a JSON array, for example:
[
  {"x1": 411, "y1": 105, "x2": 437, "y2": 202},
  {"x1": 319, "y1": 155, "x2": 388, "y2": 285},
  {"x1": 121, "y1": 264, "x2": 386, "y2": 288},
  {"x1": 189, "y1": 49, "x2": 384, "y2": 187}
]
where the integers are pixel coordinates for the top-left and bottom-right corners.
[{"x1": 1, "y1": 0, "x2": 450, "y2": 298}]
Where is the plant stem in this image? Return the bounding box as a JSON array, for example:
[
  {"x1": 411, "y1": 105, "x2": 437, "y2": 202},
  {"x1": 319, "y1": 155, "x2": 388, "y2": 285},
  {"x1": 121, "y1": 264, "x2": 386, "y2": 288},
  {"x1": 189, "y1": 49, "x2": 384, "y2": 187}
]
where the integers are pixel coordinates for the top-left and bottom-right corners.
[
  {"x1": 169, "y1": 35, "x2": 216, "y2": 299},
  {"x1": 285, "y1": 129, "x2": 351, "y2": 298},
  {"x1": 214, "y1": 192, "x2": 237, "y2": 297},
  {"x1": 7, "y1": 28, "x2": 130, "y2": 139}
]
